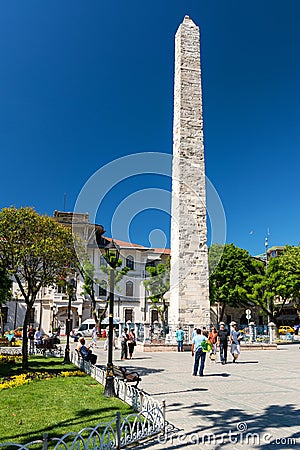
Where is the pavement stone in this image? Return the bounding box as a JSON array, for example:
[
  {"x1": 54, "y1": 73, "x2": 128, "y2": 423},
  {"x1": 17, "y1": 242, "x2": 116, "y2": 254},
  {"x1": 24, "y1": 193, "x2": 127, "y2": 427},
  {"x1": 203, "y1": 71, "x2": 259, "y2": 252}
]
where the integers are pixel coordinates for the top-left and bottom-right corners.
[{"x1": 77, "y1": 341, "x2": 300, "y2": 449}]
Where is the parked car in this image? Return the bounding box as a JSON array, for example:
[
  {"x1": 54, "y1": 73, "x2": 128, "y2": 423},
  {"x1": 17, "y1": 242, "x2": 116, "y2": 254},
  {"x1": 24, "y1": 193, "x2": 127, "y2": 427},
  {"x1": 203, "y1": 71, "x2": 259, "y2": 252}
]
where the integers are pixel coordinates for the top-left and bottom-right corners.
[
  {"x1": 278, "y1": 326, "x2": 294, "y2": 335},
  {"x1": 73, "y1": 319, "x2": 96, "y2": 338}
]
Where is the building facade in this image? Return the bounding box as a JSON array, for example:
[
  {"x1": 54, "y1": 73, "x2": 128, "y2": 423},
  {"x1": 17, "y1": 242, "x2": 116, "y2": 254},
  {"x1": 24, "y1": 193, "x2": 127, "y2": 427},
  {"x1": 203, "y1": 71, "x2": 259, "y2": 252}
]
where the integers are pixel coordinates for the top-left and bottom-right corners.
[{"x1": 3, "y1": 212, "x2": 170, "y2": 334}]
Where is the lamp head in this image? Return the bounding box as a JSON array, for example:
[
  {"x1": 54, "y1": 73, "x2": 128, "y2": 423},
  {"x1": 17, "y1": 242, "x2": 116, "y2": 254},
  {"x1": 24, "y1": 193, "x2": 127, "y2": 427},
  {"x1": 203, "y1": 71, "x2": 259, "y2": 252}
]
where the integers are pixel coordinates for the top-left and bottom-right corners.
[{"x1": 103, "y1": 240, "x2": 120, "y2": 269}]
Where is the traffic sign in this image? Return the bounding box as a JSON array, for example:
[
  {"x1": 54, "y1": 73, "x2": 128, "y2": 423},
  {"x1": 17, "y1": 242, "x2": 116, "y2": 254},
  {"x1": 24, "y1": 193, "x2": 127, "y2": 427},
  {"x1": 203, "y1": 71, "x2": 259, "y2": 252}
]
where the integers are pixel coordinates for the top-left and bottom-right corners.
[{"x1": 245, "y1": 309, "x2": 251, "y2": 315}]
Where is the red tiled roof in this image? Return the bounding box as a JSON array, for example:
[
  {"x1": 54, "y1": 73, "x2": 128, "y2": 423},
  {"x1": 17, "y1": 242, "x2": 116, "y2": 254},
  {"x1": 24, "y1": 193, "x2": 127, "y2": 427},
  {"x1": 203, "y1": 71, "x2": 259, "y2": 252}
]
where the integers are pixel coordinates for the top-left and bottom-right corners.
[
  {"x1": 105, "y1": 237, "x2": 171, "y2": 254},
  {"x1": 105, "y1": 237, "x2": 148, "y2": 249},
  {"x1": 153, "y1": 248, "x2": 171, "y2": 255}
]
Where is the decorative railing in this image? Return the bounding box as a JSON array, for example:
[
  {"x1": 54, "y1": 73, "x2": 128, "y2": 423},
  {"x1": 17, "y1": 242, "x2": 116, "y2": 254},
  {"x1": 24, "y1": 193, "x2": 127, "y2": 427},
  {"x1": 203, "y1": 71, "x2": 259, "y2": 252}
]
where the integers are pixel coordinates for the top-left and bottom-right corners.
[
  {"x1": 71, "y1": 352, "x2": 162, "y2": 414},
  {"x1": 0, "y1": 408, "x2": 165, "y2": 450}
]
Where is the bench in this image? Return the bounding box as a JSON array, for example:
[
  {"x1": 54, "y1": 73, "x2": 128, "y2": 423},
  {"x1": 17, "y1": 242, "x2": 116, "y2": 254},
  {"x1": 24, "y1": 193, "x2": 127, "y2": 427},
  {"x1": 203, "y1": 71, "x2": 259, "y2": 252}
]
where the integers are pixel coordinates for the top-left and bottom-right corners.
[
  {"x1": 74, "y1": 348, "x2": 97, "y2": 365},
  {"x1": 113, "y1": 365, "x2": 141, "y2": 387},
  {"x1": 75, "y1": 348, "x2": 85, "y2": 362},
  {"x1": 74, "y1": 350, "x2": 141, "y2": 386}
]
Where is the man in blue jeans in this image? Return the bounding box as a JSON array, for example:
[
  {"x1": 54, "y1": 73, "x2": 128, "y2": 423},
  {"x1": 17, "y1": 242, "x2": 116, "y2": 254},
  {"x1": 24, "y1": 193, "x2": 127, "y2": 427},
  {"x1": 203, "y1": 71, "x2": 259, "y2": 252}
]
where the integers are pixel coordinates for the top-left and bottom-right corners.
[
  {"x1": 176, "y1": 326, "x2": 185, "y2": 352},
  {"x1": 191, "y1": 328, "x2": 208, "y2": 376}
]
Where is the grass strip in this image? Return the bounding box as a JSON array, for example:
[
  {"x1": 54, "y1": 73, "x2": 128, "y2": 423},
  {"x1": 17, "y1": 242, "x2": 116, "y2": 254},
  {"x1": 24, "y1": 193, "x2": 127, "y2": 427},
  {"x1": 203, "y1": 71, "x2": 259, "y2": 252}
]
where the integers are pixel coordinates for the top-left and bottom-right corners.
[{"x1": 0, "y1": 356, "x2": 133, "y2": 445}]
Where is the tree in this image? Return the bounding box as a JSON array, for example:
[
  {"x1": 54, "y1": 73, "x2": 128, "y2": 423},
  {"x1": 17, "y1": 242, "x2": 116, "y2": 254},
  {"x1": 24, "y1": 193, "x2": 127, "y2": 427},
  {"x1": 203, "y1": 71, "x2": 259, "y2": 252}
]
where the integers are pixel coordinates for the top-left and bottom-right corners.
[
  {"x1": 81, "y1": 257, "x2": 130, "y2": 330},
  {"x1": 248, "y1": 245, "x2": 300, "y2": 324},
  {"x1": 0, "y1": 262, "x2": 12, "y2": 336},
  {"x1": 143, "y1": 259, "x2": 170, "y2": 335},
  {"x1": 0, "y1": 207, "x2": 79, "y2": 368},
  {"x1": 98, "y1": 259, "x2": 130, "y2": 328},
  {"x1": 81, "y1": 261, "x2": 98, "y2": 323},
  {"x1": 209, "y1": 243, "x2": 265, "y2": 321}
]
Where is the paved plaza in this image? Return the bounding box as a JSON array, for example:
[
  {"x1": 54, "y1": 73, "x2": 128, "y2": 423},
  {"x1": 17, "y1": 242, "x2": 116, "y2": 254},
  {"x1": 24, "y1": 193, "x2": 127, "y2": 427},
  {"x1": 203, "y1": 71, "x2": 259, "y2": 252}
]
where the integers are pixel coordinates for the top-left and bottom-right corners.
[{"x1": 81, "y1": 341, "x2": 300, "y2": 449}]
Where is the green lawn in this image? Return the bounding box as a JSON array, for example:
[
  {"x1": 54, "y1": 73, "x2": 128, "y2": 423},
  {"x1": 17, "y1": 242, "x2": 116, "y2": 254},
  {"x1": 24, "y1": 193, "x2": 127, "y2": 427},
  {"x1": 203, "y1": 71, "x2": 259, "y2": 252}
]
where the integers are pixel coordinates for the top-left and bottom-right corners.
[{"x1": 0, "y1": 356, "x2": 133, "y2": 445}]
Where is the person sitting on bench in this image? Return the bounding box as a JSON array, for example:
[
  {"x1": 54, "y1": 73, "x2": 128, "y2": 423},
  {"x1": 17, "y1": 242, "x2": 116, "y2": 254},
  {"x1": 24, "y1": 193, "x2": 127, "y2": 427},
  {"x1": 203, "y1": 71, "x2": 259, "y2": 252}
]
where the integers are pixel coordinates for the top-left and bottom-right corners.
[{"x1": 78, "y1": 338, "x2": 97, "y2": 365}]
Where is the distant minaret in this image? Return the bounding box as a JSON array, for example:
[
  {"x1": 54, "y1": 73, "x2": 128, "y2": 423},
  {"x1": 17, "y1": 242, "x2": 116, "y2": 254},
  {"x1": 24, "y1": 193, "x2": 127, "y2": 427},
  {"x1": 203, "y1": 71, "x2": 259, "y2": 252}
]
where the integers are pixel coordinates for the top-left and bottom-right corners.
[{"x1": 169, "y1": 16, "x2": 210, "y2": 331}]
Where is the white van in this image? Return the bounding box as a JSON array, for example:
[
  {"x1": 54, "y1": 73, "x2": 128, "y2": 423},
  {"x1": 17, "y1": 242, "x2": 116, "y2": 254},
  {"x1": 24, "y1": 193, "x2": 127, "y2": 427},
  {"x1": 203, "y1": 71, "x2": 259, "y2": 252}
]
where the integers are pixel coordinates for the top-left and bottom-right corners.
[{"x1": 74, "y1": 319, "x2": 96, "y2": 337}]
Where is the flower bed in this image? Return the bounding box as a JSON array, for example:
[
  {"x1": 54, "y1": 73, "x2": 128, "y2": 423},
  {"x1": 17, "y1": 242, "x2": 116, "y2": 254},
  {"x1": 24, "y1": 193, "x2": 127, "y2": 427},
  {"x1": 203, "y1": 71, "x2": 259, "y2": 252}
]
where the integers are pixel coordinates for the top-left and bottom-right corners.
[{"x1": 0, "y1": 369, "x2": 86, "y2": 390}]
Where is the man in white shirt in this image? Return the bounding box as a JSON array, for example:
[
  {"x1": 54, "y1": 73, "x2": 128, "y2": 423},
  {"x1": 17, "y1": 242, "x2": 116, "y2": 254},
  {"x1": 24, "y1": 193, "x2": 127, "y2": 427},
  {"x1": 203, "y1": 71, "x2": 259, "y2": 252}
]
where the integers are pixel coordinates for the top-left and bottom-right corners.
[
  {"x1": 230, "y1": 323, "x2": 243, "y2": 363},
  {"x1": 34, "y1": 328, "x2": 43, "y2": 345}
]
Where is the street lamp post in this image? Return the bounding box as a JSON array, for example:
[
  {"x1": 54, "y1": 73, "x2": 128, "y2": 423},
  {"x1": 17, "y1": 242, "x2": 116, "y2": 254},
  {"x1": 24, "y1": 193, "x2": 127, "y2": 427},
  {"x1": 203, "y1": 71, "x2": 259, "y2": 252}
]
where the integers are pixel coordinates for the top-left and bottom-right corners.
[
  {"x1": 102, "y1": 240, "x2": 120, "y2": 397},
  {"x1": 265, "y1": 234, "x2": 270, "y2": 323},
  {"x1": 63, "y1": 277, "x2": 77, "y2": 364}
]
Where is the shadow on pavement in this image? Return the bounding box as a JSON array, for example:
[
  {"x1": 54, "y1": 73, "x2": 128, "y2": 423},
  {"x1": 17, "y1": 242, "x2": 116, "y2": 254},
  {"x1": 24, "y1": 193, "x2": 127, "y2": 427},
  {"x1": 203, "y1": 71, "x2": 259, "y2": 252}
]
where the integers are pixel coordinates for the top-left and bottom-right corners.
[
  {"x1": 177, "y1": 402, "x2": 300, "y2": 450},
  {"x1": 233, "y1": 360, "x2": 259, "y2": 364},
  {"x1": 150, "y1": 387, "x2": 208, "y2": 396},
  {"x1": 203, "y1": 373, "x2": 231, "y2": 377}
]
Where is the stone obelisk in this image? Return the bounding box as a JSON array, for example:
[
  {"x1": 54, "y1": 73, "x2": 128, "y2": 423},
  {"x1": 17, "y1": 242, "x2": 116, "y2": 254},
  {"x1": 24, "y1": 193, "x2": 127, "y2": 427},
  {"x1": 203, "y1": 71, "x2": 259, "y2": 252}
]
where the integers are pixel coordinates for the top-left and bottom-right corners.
[{"x1": 169, "y1": 16, "x2": 210, "y2": 332}]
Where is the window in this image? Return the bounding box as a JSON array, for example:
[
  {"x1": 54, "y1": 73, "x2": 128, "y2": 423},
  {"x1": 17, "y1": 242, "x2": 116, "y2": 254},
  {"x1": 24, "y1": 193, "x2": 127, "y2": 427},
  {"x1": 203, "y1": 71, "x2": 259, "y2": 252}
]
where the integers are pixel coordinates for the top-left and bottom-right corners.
[
  {"x1": 126, "y1": 255, "x2": 134, "y2": 270},
  {"x1": 151, "y1": 309, "x2": 159, "y2": 323},
  {"x1": 125, "y1": 309, "x2": 133, "y2": 323},
  {"x1": 145, "y1": 261, "x2": 155, "y2": 268},
  {"x1": 57, "y1": 283, "x2": 66, "y2": 294},
  {"x1": 98, "y1": 285, "x2": 106, "y2": 297},
  {"x1": 126, "y1": 281, "x2": 133, "y2": 297}
]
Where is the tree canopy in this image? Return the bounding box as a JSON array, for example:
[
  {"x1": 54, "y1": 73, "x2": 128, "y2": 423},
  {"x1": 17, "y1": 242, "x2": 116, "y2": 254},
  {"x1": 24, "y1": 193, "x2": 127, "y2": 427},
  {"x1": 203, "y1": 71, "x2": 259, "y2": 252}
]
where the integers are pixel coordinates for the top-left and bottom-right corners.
[
  {"x1": 0, "y1": 206, "x2": 80, "y2": 368},
  {"x1": 209, "y1": 243, "x2": 265, "y2": 321},
  {"x1": 248, "y1": 245, "x2": 300, "y2": 323}
]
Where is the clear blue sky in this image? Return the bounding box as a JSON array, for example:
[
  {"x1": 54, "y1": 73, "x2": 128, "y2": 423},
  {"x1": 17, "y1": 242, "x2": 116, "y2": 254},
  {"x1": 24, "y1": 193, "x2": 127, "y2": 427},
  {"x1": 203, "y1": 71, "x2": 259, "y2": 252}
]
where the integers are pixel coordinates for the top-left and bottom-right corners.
[{"x1": 0, "y1": 0, "x2": 299, "y2": 256}]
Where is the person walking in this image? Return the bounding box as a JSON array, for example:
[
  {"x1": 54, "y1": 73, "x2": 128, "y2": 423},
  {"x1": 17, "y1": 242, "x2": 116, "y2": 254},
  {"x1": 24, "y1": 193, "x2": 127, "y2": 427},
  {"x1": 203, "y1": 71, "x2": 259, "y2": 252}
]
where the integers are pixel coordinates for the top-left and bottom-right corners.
[
  {"x1": 202, "y1": 327, "x2": 208, "y2": 338},
  {"x1": 230, "y1": 323, "x2": 243, "y2": 363},
  {"x1": 191, "y1": 328, "x2": 208, "y2": 376},
  {"x1": 121, "y1": 327, "x2": 129, "y2": 360},
  {"x1": 91, "y1": 325, "x2": 98, "y2": 348},
  {"x1": 208, "y1": 326, "x2": 218, "y2": 361},
  {"x1": 28, "y1": 325, "x2": 35, "y2": 354},
  {"x1": 128, "y1": 328, "x2": 136, "y2": 359},
  {"x1": 103, "y1": 326, "x2": 109, "y2": 351},
  {"x1": 176, "y1": 326, "x2": 185, "y2": 352},
  {"x1": 218, "y1": 323, "x2": 229, "y2": 364}
]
